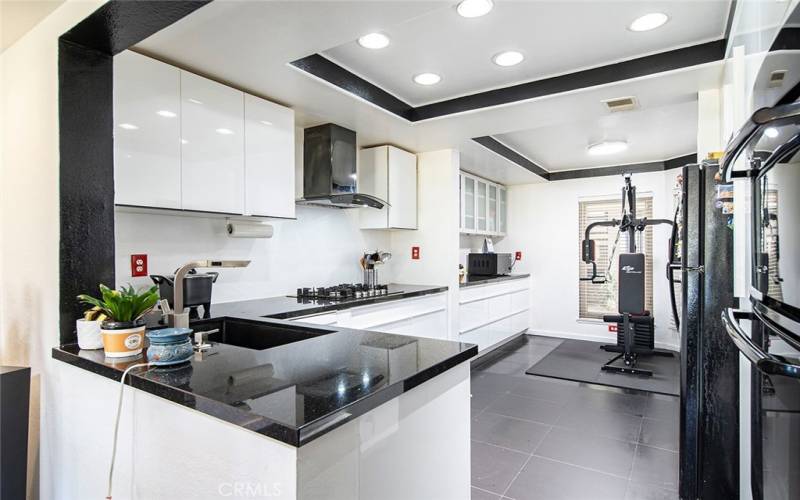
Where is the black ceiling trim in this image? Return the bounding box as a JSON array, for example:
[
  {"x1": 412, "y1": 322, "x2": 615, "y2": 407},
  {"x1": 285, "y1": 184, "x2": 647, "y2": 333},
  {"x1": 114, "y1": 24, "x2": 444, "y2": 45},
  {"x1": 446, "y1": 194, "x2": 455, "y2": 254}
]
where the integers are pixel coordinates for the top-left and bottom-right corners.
[
  {"x1": 472, "y1": 134, "x2": 697, "y2": 182},
  {"x1": 58, "y1": 0, "x2": 210, "y2": 344},
  {"x1": 769, "y1": 26, "x2": 800, "y2": 52},
  {"x1": 292, "y1": 40, "x2": 726, "y2": 122},
  {"x1": 548, "y1": 153, "x2": 696, "y2": 181},
  {"x1": 472, "y1": 137, "x2": 550, "y2": 180},
  {"x1": 412, "y1": 40, "x2": 726, "y2": 121},
  {"x1": 290, "y1": 54, "x2": 414, "y2": 120}
]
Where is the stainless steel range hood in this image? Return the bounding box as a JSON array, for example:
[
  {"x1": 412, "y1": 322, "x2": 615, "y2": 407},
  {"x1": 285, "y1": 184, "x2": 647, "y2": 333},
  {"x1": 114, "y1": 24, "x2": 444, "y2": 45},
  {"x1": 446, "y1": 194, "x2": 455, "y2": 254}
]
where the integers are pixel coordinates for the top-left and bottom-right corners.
[{"x1": 298, "y1": 123, "x2": 386, "y2": 209}]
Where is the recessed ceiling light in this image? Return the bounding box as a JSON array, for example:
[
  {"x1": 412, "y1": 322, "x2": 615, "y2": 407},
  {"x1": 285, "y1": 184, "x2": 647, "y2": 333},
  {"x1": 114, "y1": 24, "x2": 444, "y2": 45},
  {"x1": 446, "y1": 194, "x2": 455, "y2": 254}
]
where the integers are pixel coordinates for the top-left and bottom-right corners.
[
  {"x1": 181, "y1": 139, "x2": 189, "y2": 144},
  {"x1": 357, "y1": 32, "x2": 390, "y2": 49},
  {"x1": 413, "y1": 73, "x2": 442, "y2": 86},
  {"x1": 118, "y1": 123, "x2": 138, "y2": 130},
  {"x1": 628, "y1": 12, "x2": 669, "y2": 32},
  {"x1": 216, "y1": 128, "x2": 234, "y2": 135},
  {"x1": 764, "y1": 127, "x2": 779, "y2": 138},
  {"x1": 457, "y1": 0, "x2": 493, "y2": 18},
  {"x1": 587, "y1": 140, "x2": 628, "y2": 156},
  {"x1": 156, "y1": 110, "x2": 177, "y2": 118},
  {"x1": 187, "y1": 98, "x2": 203, "y2": 105},
  {"x1": 493, "y1": 51, "x2": 524, "y2": 67}
]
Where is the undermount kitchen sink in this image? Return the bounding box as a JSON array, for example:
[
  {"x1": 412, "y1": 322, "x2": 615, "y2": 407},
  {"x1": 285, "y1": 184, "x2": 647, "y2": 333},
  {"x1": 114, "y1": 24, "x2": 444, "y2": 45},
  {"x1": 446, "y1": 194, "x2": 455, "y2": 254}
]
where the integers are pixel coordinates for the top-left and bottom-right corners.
[{"x1": 191, "y1": 318, "x2": 335, "y2": 351}]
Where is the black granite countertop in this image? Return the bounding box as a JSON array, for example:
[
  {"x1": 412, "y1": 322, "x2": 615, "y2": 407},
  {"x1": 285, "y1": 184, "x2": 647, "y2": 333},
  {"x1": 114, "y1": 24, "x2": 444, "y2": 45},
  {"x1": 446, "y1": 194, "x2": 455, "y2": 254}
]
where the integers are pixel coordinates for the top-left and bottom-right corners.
[
  {"x1": 204, "y1": 283, "x2": 447, "y2": 321},
  {"x1": 53, "y1": 283, "x2": 475, "y2": 447},
  {"x1": 460, "y1": 274, "x2": 530, "y2": 288}
]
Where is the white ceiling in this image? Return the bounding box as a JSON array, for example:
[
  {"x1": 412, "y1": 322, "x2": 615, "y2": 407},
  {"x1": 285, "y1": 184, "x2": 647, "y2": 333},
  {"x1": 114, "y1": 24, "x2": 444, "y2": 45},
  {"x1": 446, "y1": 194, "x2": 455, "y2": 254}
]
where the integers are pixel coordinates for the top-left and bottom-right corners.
[
  {"x1": 322, "y1": 0, "x2": 730, "y2": 105},
  {"x1": 134, "y1": 0, "x2": 727, "y2": 184},
  {"x1": 495, "y1": 100, "x2": 698, "y2": 171}
]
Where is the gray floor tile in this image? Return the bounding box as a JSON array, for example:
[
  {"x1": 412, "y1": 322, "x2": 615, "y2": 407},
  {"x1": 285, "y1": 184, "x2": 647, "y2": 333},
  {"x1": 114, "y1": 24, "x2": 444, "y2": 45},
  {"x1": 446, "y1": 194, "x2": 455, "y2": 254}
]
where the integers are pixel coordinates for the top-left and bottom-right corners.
[
  {"x1": 472, "y1": 372, "x2": 518, "y2": 395},
  {"x1": 471, "y1": 486, "x2": 501, "y2": 500},
  {"x1": 486, "y1": 394, "x2": 563, "y2": 425},
  {"x1": 534, "y1": 426, "x2": 637, "y2": 477},
  {"x1": 471, "y1": 440, "x2": 529, "y2": 495},
  {"x1": 644, "y1": 395, "x2": 680, "y2": 421},
  {"x1": 480, "y1": 359, "x2": 533, "y2": 377},
  {"x1": 556, "y1": 405, "x2": 643, "y2": 442},
  {"x1": 472, "y1": 411, "x2": 551, "y2": 453},
  {"x1": 505, "y1": 456, "x2": 628, "y2": 500},
  {"x1": 566, "y1": 385, "x2": 649, "y2": 416},
  {"x1": 624, "y1": 481, "x2": 680, "y2": 500},
  {"x1": 472, "y1": 390, "x2": 501, "y2": 413},
  {"x1": 511, "y1": 376, "x2": 579, "y2": 405},
  {"x1": 630, "y1": 445, "x2": 679, "y2": 491},
  {"x1": 638, "y1": 417, "x2": 678, "y2": 452}
]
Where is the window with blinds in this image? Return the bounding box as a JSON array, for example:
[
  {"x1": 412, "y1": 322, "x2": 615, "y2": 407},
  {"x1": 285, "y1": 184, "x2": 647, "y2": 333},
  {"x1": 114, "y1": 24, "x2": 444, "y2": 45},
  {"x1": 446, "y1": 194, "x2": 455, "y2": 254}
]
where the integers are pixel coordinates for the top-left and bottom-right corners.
[
  {"x1": 578, "y1": 196, "x2": 654, "y2": 320},
  {"x1": 765, "y1": 188, "x2": 784, "y2": 301}
]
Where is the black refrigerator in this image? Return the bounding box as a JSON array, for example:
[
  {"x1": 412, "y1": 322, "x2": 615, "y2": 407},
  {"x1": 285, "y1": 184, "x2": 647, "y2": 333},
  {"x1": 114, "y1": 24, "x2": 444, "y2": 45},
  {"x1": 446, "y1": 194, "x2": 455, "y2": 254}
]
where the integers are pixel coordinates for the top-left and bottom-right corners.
[
  {"x1": 718, "y1": 100, "x2": 800, "y2": 500},
  {"x1": 677, "y1": 160, "x2": 740, "y2": 500}
]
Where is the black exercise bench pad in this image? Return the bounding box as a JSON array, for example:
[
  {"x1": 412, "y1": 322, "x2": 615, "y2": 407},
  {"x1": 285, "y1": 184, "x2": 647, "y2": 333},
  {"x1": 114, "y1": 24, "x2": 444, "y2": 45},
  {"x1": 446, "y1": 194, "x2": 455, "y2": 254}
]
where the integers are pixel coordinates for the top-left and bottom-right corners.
[{"x1": 525, "y1": 338, "x2": 679, "y2": 396}]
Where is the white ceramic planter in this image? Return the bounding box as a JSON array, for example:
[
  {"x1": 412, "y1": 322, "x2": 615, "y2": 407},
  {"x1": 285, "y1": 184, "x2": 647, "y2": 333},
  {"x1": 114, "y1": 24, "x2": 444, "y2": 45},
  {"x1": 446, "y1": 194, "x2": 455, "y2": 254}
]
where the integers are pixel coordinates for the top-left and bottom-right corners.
[
  {"x1": 101, "y1": 322, "x2": 145, "y2": 358},
  {"x1": 76, "y1": 319, "x2": 104, "y2": 350}
]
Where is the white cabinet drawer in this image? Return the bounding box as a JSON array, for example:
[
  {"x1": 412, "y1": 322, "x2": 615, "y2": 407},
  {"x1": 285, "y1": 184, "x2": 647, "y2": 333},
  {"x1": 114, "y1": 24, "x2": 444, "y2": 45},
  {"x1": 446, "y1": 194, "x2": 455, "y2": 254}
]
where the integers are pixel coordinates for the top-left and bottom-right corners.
[
  {"x1": 511, "y1": 289, "x2": 530, "y2": 314},
  {"x1": 459, "y1": 279, "x2": 528, "y2": 304},
  {"x1": 511, "y1": 310, "x2": 529, "y2": 333},
  {"x1": 488, "y1": 293, "x2": 511, "y2": 322},
  {"x1": 371, "y1": 310, "x2": 447, "y2": 340},
  {"x1": 290, "y1": 312, "x2": 338, "y2": 326},
  {"x1": 459, "y1": 299, "x2": 488, "y2": 334},
  {"x1": 340, "y1": 293, "x2": 446, "y2": 330}
]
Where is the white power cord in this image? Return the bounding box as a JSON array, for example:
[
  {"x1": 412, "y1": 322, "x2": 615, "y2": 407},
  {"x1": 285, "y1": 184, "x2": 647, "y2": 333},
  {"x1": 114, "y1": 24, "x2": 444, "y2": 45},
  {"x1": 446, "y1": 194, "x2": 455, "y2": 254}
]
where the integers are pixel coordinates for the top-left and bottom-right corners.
[{"x1": 106, "y1": 362, "x2": 150, "y2": 500}]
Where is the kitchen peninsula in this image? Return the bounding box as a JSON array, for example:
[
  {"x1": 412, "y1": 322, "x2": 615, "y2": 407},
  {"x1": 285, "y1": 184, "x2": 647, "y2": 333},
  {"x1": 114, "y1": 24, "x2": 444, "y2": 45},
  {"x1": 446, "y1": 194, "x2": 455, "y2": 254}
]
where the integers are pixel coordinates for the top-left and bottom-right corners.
[{"x1": 51, "y1": 286, "x2": 475, "y2": 500}]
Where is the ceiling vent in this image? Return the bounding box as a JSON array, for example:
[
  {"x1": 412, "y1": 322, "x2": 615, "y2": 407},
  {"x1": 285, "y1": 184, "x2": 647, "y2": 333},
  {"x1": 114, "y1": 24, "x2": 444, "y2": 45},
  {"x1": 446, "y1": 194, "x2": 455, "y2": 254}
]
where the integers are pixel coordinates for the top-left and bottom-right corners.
[
  {"x1": 602, "y1": 96, "x2": 639, "y2": 112},
  {"x1": 769, "y1": 70, "x2": 787, "y2": 88}
]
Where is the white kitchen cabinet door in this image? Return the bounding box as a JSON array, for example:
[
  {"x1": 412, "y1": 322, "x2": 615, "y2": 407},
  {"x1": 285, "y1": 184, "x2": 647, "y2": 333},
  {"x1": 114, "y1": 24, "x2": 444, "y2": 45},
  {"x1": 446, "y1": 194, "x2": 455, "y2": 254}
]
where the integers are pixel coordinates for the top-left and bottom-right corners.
[
  {"x1": 359, "y1": 145, "x2": 417, "y2": 229},
  {"x1": 387, "y1": 146, "x2": 417, "y2": 229},
  {"x1": 499, "y1": 187, "x2": 507, "y2": 234},
  {"x1": 476, "y1": 180, "x2": 487, "y2": 232},
  {"x1": 487, "y1": 184, "x2": 497, "y2": 233},
  {"x1": 113, "y1": 51, "x2": 181, "y2": 209},
  {"x1": 462, "y1": 175, "x2": 475, "y2": 231},
  {"x1": 180, "y1": 71, "x2": 244, "y2": 214},
  {"x1": 244, "y1": 94, "x2": 295, "y2": 218}
]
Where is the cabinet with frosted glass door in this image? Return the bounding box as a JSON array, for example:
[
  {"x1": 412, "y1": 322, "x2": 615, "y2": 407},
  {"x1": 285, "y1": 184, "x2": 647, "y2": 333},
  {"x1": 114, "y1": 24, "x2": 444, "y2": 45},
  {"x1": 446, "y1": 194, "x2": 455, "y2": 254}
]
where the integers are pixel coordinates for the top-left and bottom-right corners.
[{"x1": 459, "y1": 171, "x2": 506, "y2": 236}]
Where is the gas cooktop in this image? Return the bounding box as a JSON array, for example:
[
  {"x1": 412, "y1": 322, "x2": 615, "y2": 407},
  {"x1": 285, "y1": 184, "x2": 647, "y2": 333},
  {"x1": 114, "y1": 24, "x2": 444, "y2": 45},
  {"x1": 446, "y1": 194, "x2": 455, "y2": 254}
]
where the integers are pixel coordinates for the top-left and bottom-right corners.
[{"x1": 289, "y1": 284, "x2": 402, "y2": 303}]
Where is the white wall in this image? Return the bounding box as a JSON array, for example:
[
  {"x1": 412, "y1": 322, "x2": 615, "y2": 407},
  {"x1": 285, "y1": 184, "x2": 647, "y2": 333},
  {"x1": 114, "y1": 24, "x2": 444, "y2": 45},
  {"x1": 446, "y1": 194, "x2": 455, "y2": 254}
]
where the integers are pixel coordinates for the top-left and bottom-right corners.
[
  {"x1": 114, "y1": 207, "x2": 391, "y2": 303},
  {"x1": 495, "y1": 170, "x2": 680, "y2": 350},
  {"x1": 0, "y1": 2, "x2": 107, "y2": 498},
  {"x1": 388, "y1": 150, "x2": 461, "y2": 340}
]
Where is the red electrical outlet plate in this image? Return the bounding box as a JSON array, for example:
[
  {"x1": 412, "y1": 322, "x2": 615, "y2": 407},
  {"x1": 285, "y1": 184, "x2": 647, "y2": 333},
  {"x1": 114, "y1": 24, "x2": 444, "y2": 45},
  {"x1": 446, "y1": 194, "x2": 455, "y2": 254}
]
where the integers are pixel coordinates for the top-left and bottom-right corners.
[
  {"x1": 608, "y1": 324, "x2": 618, "y2": 333},
  {"x1": 411, "y1": 246, "x2": 420, "y2": 260},
  {"x1": 131, "y1": 254, "x2": 147, "y2": 277},
  {"x1": 515, "y1": 251, "x2": 522, "y2": 261}
]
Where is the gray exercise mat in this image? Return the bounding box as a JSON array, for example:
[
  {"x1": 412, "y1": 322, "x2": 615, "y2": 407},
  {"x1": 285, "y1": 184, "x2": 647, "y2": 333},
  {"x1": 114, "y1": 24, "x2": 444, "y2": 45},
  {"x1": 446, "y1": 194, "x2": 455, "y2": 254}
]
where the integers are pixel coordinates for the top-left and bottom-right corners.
[{"x1": 525, "y1": 338, "x2": 680, "y2": 396}]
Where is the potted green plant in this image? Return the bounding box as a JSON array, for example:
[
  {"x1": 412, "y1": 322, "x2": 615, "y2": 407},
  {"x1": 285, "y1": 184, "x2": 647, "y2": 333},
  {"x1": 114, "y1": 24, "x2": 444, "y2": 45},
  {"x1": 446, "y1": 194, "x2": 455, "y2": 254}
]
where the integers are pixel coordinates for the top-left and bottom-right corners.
[{"x1": 77, "y1": 284, "x2": 159, "y2": 358}]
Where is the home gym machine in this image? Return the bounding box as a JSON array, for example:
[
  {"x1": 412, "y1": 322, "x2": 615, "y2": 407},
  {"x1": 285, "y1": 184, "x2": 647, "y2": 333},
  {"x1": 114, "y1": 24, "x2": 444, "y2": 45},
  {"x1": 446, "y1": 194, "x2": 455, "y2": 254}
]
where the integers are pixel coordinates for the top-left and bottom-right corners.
[{"x1": 580, "y1": 173, "x2": 677, "y2": 377}]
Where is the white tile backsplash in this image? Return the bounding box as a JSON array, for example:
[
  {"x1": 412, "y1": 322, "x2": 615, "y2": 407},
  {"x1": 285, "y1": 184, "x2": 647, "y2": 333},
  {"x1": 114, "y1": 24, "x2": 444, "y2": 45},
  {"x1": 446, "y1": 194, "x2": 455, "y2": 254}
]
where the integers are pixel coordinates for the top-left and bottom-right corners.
[{"x1": 115, "y1": 206, "x2": 391, "y2": 303}]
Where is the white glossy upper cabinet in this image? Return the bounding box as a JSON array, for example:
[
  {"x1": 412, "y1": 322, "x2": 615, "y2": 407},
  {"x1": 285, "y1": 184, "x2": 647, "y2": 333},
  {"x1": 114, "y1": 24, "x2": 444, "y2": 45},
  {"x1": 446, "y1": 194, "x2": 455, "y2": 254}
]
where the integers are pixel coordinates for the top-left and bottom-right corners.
[
  {"x1": 243, "y1": 94, "x2": 295, "y2": 218},
  {"x1": 359, "y1": 145, "x2": 418, "y2": 230},
  {"x1": 180, "y1": 71, "x2": 244, "y2": 214},
  {"x1": 113, "y1": 51, "x2": 181, "y2": 209}
]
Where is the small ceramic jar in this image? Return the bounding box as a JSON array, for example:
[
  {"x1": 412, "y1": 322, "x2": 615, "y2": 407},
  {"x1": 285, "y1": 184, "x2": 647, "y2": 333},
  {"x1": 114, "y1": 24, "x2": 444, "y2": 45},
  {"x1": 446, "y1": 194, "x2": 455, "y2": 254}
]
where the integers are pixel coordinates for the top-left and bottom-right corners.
[{"x1": 146, "y1": 328, "x2": 194, "y2": 366}]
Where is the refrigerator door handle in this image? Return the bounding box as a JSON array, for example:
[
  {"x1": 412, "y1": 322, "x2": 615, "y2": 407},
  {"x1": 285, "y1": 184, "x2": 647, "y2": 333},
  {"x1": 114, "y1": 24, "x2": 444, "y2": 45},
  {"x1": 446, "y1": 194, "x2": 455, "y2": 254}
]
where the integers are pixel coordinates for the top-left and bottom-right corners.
[{"x1": 722, "y1": 308, "x2": 800, "y2": 379}]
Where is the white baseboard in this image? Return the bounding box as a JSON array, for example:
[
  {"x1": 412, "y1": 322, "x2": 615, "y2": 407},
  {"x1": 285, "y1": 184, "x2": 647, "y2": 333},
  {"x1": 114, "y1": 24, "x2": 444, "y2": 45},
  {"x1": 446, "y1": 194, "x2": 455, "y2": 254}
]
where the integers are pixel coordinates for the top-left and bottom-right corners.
[{"x1": 525, "y1": 329, "x2": 680, "y2": 352}]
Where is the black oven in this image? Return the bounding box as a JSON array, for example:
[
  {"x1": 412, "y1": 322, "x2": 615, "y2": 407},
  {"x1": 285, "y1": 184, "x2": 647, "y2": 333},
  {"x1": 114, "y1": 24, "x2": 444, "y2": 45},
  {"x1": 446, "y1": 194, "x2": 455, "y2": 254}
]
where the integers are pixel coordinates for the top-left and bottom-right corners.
[{"x1": 721, "y1": 102, "x2": 800, "y2": 500}]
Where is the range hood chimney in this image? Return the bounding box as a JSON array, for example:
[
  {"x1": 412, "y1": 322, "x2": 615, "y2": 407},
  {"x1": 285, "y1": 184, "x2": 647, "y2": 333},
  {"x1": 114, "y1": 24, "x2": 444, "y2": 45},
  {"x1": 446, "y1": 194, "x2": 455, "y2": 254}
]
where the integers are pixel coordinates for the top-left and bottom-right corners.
[{"x1": 299, "y1": 123, "x2": 386, "y2": 209}]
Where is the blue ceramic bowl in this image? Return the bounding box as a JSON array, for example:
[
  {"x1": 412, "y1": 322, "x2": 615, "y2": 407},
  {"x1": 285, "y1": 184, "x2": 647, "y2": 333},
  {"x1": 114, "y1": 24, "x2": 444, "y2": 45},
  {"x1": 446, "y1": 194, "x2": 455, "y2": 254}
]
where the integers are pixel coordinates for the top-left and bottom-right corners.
[{"x1": 146, "y1": 328, "x2": 193, "y2": 366}]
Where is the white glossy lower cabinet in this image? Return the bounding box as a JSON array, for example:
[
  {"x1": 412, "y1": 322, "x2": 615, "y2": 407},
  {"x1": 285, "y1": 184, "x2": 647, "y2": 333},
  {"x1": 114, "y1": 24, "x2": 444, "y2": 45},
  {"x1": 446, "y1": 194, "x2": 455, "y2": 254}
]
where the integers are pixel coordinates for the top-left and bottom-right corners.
[
  {"x1": 291, "y1": 293, "x2": 448, "y2": 341},
  {"x1": 459, "y1": 277, "x2": 531, "y2": 352}
]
